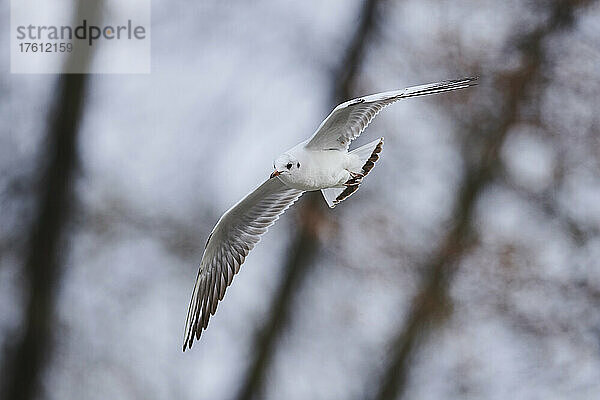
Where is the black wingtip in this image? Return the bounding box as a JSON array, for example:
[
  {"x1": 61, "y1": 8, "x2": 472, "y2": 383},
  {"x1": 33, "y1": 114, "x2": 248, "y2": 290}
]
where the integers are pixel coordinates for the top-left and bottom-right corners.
[
  {"x1": 461, "y1": 76, "x2": 479, "y2": 86},
  {"x1": 448, "y1": 76, "x2": 478, "y2": 84},
  {"x1": 183, "y1": 335, "x2": 195, "y2": 352}
]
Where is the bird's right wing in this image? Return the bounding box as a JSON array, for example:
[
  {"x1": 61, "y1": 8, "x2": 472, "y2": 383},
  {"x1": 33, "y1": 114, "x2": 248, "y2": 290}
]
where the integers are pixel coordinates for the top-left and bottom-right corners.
[
  {"x1": 183, "y1": 177, "x2": 303, "y2": 351},
  {"x1": 304, "y1": 77, "x2": 477, "y2": 151}
]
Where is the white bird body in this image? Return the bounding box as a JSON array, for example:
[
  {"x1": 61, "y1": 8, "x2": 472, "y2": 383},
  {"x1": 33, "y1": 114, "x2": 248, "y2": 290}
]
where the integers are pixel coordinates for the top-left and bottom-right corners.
[
  {"x1": 275, "y1": 144, "x2": 361, "y2": 191},
  {"x1": 183, "y1": 77, "x2": 477, "y2": 351}
]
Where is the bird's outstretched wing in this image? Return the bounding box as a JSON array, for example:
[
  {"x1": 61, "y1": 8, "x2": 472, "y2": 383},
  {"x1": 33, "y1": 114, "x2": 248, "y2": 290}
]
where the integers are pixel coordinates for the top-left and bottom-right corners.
[
  {"x1": 183, "y1": 178, "x2": 303, "y2": 351},
  {"x1": 305, "y1": 77, "x2": 477, "y2": 151}
]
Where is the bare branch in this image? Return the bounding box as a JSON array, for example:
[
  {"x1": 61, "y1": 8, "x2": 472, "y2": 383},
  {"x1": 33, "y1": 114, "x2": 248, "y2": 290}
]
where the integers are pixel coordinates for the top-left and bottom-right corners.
[
  {"x1": 235, "y1": 1, "x2": 388, "y2": 399},
  {"x1": 1, "y1": 2, "x2": 101, "y2": 399},
  {"x1": 371, "y1": 1, "x2": 596, "y2": 399}
]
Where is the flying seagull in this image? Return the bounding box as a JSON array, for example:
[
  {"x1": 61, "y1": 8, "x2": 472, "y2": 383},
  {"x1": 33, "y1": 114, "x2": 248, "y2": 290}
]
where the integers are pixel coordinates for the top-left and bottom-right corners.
[{"x1": 183, "y1": 77, "x2": 477, "y2": 350}]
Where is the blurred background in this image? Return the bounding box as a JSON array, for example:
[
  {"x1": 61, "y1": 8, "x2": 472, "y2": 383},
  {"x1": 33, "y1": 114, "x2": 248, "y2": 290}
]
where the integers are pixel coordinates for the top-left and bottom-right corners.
[{"x1": 1, "y1": 0, "x2": 600, "y2": 399}]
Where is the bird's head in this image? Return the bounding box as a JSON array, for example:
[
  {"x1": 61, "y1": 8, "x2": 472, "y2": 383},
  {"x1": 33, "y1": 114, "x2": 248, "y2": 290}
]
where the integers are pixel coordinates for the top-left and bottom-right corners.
[{"x1": 271, "y1": 153, "x2": 301, "y2": 179}]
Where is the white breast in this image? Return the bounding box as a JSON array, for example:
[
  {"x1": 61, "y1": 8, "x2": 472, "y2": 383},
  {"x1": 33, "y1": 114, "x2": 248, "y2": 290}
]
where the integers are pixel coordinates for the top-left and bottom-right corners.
[{"x1": 281, "y1": 147, "x2": 351, "y2": 191}]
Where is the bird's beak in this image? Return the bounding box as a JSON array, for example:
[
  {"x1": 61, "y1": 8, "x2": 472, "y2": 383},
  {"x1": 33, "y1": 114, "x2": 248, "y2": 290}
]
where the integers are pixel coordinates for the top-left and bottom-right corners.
[{"x1": 270, "y1": 170, "x2": 281, "y2": 179}]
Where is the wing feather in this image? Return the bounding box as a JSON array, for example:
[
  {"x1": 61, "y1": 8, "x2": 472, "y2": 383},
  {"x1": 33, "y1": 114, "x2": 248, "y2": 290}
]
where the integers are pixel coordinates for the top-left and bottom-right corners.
[
  {"x1": 183, "y1": 177, "x2": 303, "y2": 350},
  {"x1": 305, "y1": 77, "x2": 477, "y2": 151}
]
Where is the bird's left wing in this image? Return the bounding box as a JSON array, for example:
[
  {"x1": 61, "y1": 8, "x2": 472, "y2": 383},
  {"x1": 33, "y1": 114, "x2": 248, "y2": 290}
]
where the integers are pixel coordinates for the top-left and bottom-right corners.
[
  {"x1": 305, "y1": 77, "x2": 477, "y2": 151},
  {"x1": 183, "y1": 177, "x2": 303, "y2": 351}
]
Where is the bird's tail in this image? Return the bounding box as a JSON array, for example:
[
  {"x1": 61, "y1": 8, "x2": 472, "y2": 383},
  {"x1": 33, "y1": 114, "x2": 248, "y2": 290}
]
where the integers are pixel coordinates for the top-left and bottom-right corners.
[
  {"x1": 400, "y1": 77, "x2": 478, "y2": 99},
  {"x1": 321, "y1": 137, "x2": 384, "y2": 208},
  {"x1": 350, "y1": 137, "x2": 384, "y2": 176}
]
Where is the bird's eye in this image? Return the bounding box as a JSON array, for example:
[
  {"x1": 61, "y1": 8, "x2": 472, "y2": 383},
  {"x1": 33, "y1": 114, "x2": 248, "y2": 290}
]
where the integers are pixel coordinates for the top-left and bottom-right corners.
[
  {"x1": 286, "y1": 163, "x2": 293, "y2": 170},
  {"x1": 297, "y1": 162, "x2": 300, "y2": 168}
]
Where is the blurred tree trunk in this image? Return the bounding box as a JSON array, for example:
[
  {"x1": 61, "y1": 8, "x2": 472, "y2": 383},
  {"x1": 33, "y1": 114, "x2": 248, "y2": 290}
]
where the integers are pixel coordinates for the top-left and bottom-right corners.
[
  {"x1": 2, "y1": 2, "x2": 99, "y2": 399},
  {"x1": 4, "y1": 76, "x2": 87, "y2": 400},
  {"x1": 371, "y1": 1, "x2": 596, "y2": 399},
  {"x1": 235, "y1": 1, "x2": 387, "y2": 399}
]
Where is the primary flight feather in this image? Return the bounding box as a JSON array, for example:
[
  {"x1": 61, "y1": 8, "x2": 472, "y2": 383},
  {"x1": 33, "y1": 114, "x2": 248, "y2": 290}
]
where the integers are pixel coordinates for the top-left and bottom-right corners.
[{"x1": 183, "y1": 77, "x2": 477, "y2": 351}]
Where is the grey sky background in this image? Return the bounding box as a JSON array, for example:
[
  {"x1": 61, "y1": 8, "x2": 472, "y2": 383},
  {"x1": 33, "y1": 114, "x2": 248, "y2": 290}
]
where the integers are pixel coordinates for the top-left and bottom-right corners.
[{"x1": 2, "y1": 0, "x2": 599, "y2": 399}]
